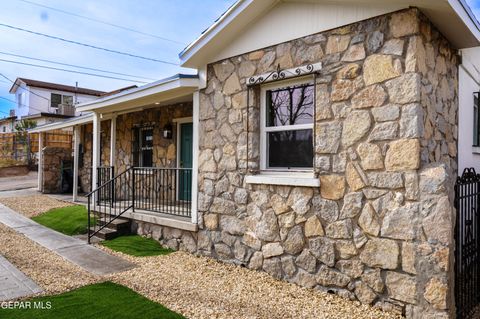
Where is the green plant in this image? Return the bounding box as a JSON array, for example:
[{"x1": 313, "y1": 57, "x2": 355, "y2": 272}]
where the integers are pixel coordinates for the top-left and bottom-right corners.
[{"x1": 102, "y1": 235, "x2": 174, "y2": 257}]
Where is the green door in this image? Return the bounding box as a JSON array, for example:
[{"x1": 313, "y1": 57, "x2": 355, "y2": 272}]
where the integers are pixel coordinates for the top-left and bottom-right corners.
[{"x1": 179, "y1": 123, "x2": 193, "y2": 201}]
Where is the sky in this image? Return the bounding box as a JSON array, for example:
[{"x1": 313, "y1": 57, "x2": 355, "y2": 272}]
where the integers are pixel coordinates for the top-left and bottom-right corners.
[
  {"x1": 1, "y1": 0, "x2": 480, "y2": 117},
  {"x1": 0, "y1": 0, "x2": 236, "y2": 115}
]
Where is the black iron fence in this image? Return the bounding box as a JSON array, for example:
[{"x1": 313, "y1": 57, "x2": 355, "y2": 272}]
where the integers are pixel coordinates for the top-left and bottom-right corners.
[
  {"x1": 454, "y1": 168, "x2": 480, "y2": 318},
  {"x1": 133, "y1": 167, "x2": 192, "y2": 217},
  {"x1": 87, "y1": 166, "x2": 192, "y2": 242},
  {"x1": 97, "y1": 166, "x2": 114, "y2": 203}
]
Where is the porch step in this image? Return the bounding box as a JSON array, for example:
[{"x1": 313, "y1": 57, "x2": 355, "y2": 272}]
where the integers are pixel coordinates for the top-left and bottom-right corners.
[
  {"x1": 90, "y1": 218, "x2": 132, "y2": 241},
  {"x1": 89, "y1": 227, "x2": 118, "y2": 240}
]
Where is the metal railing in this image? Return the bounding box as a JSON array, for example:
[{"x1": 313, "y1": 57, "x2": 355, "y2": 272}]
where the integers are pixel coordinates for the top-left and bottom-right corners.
[
  {"x1": 87, "y1": 167, "x2": 133, "y2": 243},
  {"x1": 133, "y1": 167, "x2": 192, "y2": 218},
  {"x1": 97, "y1": 166, "x2": 114, "y2": 204},
  {"x1": 87, "y1": 166, "x2": 192, "y2": 243},
  {"x1": 455, "y1": 168, "x2": 480, "y2": 318}
]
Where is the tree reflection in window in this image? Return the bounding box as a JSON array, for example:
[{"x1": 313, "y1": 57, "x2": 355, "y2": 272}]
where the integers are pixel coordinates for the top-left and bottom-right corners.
[{"x1": 264, "y1": 84, "x2": 314, "y2": 169}]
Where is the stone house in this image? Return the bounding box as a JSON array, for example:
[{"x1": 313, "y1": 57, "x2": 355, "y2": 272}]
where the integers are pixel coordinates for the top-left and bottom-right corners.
[{"x1": 31, "y1": 1, "x2": 480, "y2": 318}]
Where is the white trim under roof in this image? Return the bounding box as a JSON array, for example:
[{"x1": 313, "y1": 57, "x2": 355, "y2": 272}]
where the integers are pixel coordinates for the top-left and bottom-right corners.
[
  {"x1": 76, "y1": 74, "x2": 199, "y2": 113},
  {"x1": 29, "y1": 113, "x2": 93, "y2": 133},
  {"x1": 179, "y1": 0, "x2": 480, "y2": 68}
]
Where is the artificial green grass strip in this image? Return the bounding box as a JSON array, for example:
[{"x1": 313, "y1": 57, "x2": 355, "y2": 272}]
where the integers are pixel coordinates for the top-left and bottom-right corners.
[
  {"x1": 32, "y1": 205, "x2": 89, "y2": 236},
  {"x1": 101, "y1": 235, "x2": 174, "y2": 257},
  {"x1": 0, "y1": 281, "x2": 185, "y2": 319}
]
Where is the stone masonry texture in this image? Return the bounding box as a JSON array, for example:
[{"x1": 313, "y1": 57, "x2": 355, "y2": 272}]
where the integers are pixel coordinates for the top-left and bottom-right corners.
[{"x1": 133, "y1": 9, "x2": 457, "y2": 318}]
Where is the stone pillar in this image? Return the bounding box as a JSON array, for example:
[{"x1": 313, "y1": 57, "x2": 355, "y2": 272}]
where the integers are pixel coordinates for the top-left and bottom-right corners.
[{"x1": 191, "y1": 91, "x2": 200, "y2": 224}]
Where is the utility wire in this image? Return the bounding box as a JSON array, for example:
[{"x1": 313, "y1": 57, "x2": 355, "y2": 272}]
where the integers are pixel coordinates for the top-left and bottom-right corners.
[
  {"x1": 0, "y1": 96, "x2": 44, "y2": 114},
  {"x1": 0, "y1": 58, "x2": 149, "y2": 83},
  {"x1": 17, "y1": 0, "x2": 185, "y2": 45},
  {"x1": 0, "y1": 72, "x2": 50, "y2": 104},
  {"x1": 0, "y1": 22, "x2": 179, "y2": 66},
  {"x1": 0, "y1": 51, "x2": 157, "y2": 81}
]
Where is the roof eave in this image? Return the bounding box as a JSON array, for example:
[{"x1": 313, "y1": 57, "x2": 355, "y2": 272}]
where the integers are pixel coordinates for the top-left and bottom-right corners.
[{"x1": 76, "y1": 74, "x2": 200, "y2": 113}]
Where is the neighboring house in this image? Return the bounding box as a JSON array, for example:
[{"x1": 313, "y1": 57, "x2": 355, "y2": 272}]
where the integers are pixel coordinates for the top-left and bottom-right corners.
[
  {"x1": 31, "y1": 1, "x2": 480, "y2": 317},
  {"x1": 8, "y1": 77, "x2": 105, "y2": 128},
  {"x1": 0, "y1": 115, "x2": 16, "y2": 133}
]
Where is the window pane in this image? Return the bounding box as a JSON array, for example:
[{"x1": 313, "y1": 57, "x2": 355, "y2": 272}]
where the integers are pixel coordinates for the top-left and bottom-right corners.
[
  {"x1": 142, "y1": 149, "x2": 153, "y2": 167},
  {"x1": 268, "y1": 129, "x2": 313, "y2": 168},
  {"x1": 141, "y1": 128, "x2": 153, "y2": 148},
  {"x1": 51, "y1": 93, "x2": 61, "y2": 108},
  {"x1": 63, "y1": 95, "x2": 73, "y2": 105},
  {"x1": 266, "y1": 84, "x2": 314, "y2": 127}
]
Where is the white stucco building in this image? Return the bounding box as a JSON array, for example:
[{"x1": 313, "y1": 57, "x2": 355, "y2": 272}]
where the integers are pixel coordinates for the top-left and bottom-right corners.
[{"x1": 7, "y1": 78, "x2": 105, "y2": 128}]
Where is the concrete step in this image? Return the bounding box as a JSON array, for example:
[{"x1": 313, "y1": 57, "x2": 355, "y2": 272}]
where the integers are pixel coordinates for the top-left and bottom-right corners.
[
  {"x1": 90, "y1": 227, "x2": 118, "y2": 240},
  {"x1": 97, "y1": 218, "x2": 131, "y2": 232}
]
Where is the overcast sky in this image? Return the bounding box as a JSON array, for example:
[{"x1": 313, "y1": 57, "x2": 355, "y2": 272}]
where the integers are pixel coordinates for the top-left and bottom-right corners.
[
  {"x1": 0, "y1": 0, "x2": 236, "y2": 115},
  {"x1": 0, "y1": 0, "x2": 479, "y2": 116}
]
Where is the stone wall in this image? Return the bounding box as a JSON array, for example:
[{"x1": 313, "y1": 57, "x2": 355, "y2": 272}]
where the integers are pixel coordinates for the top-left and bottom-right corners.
[
  {"x1": 42, "y1": 146, "x2": 72, "y2": 193},
  {"x1": 135, "y1": 9, "x2": 458, "y2": 318},
  {"x1": 78, "y1": 103, "x2": 192, "y2": 192}
]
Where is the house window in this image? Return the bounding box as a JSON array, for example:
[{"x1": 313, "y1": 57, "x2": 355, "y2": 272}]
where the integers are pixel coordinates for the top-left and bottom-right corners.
[
  {"x1": 261, "y1": 80, "x2": 314, "y2": 170},
  {"x1": 474, "y1": 92, "x2": 480, "y2": 147},
  {"x1": 133, "y1": 126, "x2": 154, "y2": 167},
  {"x1": 50, "y1": 93, "x2": 73, "y2": 109}
]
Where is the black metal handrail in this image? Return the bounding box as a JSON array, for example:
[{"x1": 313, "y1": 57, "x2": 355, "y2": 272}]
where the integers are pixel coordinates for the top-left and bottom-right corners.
[
  {"x1": 87, "y1": 167, "x2": 132, "y2": 244},
  {"x1": 87, "y1": 166, "x2": 192, "y2": 243}
]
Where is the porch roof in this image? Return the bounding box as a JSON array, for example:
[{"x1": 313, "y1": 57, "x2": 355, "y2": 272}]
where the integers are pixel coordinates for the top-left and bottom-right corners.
[
  {"x1": 29, "y1": 113, "x2": 94, "y2": 133},
  {"x1": 76, "y1": 74, "x2": 199, "y2": 114}
]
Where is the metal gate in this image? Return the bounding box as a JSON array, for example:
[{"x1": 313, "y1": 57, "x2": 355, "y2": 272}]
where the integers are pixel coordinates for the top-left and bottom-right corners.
[{"x1": 455, "y1": 168, "x2": 480, "y2": 318}]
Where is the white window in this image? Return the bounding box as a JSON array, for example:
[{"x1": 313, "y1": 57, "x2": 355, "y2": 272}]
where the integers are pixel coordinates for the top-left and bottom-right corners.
[
  {"x1": 260, "y1": 78, "x2": 314, "y2": 171},
  {"x1": 50, "y1": 93, "x2": 73, "y2": 109}
]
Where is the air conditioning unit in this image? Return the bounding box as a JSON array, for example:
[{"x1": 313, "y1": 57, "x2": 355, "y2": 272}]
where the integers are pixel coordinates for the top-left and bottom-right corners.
[{"x1": 57, "y1": 104, "x2": 75, "y2": 116}]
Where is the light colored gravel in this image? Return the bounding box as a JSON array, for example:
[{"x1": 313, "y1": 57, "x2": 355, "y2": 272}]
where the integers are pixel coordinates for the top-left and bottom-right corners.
[
  {"x1": 99, "y1": 246, "x2": 403, "y2": 319},
  {"x1": 0, "y1": 223, "x2": 100, "y2": 296},
  {"x1": 0, "y1": 195, "x2": 403, "y2": 318},
  {"x1": 0, "y1": 195, "x2": 73, "y2": 218}
]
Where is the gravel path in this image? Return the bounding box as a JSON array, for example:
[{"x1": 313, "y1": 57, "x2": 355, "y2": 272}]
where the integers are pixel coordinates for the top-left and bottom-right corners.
[
  {"x1": 100, "y1": 247, "x2": 403, "y2": 319},
  {"x1": 0, "y1": 195, "x2": 403, "y2": 318},
  {"x1": 0, "y1": 195, "x2": 72, "y2": 218},
  {"x1": 0, "y1": 223, "x2": 100, "y2": 295}
]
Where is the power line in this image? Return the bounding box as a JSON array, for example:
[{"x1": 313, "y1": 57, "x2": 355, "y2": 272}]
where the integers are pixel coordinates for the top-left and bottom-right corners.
[
  {"x1": 17, "y1": 0, "x2": 185, "y2": 45},
  {"x1": 0, "y1": 22, "x2": 179, "y2": 66},
  {"x1": 0, "y1": 96, "x2": 43, "y2": 113},
  {"x1": 0, "y1": 72, "x2": 51, "y2": 105},
  {"x1": 0, "y1": 58, "x2": 149, "y2": 83},
  {"x1": 0, "y1": 51, "x2": 157, "y2": 81}
]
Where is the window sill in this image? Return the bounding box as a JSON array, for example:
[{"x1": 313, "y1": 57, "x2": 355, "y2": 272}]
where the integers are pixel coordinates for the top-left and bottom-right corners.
[
  {"x1": 245, "y1": 174, "x2": 320, "y2": 187},
  {"x1": 473, "y1": 146, "x2": 480, "y2": 154}
]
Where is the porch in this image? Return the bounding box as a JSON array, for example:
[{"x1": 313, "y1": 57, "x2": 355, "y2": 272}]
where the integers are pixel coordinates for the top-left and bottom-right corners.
[{"x1": 31, "y1": 74, "x2": 200, "y2": 237}]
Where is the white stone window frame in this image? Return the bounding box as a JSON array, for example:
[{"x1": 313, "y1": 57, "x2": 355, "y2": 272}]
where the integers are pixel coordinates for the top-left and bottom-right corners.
[{"x1": 259, "y1": 77, "x2": 315, "y2": 173}]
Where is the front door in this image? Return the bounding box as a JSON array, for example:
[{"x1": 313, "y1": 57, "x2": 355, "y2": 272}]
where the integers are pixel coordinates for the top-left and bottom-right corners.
[{"x1": 179, "y1": 122, "x2": 193, "y2": 201}]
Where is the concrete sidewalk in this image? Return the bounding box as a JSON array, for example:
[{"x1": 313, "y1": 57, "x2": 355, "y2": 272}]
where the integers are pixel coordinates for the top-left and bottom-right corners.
[
  {"x1": 0, "y1": 171, "x2": 38, "y2": 192},
  {"x1": 0, "y1": 255, "x2": 43, "y2": 301},
  {"x1": 0, "y1": 204, "x2": 135, "y2": 276}
]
